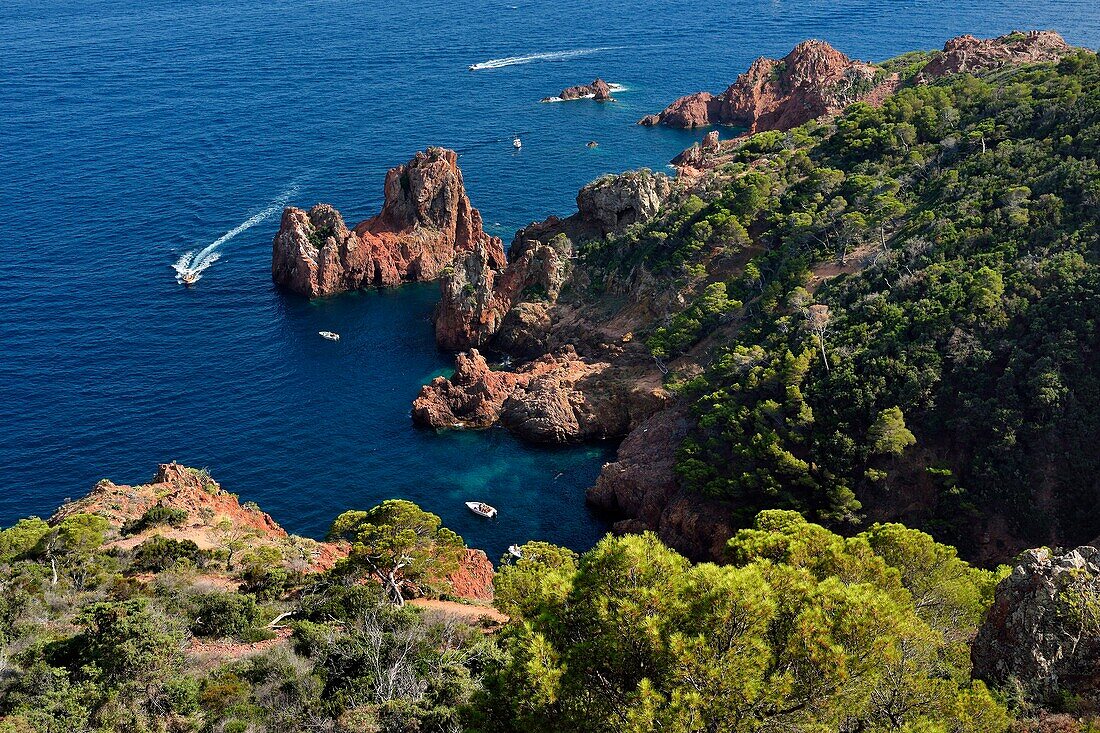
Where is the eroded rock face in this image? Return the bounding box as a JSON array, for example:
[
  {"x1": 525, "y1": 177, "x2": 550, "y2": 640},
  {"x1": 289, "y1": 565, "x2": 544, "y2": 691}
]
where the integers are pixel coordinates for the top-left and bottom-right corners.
[
  {"x1": 972, "y1": 546, "x2": 1100, "y2": 706},
  {"x1": 918, "y1": 30, "x2": 1073, "y2": 80},
  {"x1": 543, "y1": 77, "x2": 615, "y2": 102},
  {"x1": 644, "y1": 32, "x2": 1077, "y2": 134},
  {"x1": 575, "y1": 169, "x2": 673, "y2": 234},
  {"x1": 640, "y1": 40, "x2": 886, "y2": 132},
  {"x1": 445, "y1": 549, "x2": 495, "y2": 602},
  {"x1": 272, "y1": 148, "x2": 505, "y2": 298},
  {"x1": 433, "y1": 170, "x2": 671, "y2": 353},
  {"x1": 411, "y1": 349, "x2": 523, "y2": 429}
]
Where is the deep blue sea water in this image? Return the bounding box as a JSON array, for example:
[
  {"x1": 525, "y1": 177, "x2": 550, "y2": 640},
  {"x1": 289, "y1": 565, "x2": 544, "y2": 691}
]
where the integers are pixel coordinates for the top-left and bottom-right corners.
[{"x1": 1, "y1": 0, "x2": 1097, "y2": 559}]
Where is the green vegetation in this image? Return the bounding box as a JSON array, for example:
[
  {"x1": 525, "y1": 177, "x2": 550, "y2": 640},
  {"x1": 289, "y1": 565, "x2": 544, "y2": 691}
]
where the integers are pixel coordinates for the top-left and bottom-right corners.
[
  {"x1": 4, "y1": 44, "x2": 1100, "y2": 733},
  {"x1": 0, "y1": 498, "x2": 491, "y2": 733},
  {"x1": 475, "y1": 514, "x2": 1009, "y2": 732},
  {"x1": 121, "y1": 504, "x2": 189, "y2": 535},
  {"x1": 584, "y1": 51, "x2": 1100, "y2": 554}
]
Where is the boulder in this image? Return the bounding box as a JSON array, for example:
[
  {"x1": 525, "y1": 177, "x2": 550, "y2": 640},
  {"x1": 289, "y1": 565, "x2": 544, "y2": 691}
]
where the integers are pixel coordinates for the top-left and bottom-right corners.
[{"x1": 575, "y1": 169, "x2": 672, "y2": 234}]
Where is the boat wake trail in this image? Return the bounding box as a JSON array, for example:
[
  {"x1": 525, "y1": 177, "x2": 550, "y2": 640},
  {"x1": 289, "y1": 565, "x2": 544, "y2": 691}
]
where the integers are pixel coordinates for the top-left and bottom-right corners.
[
  {"x1": 173, "y1": 183, "x2": 299, "y2": 284},
  {"x1": 468, "y1": 47, "x2": 618, "y2": 71}
]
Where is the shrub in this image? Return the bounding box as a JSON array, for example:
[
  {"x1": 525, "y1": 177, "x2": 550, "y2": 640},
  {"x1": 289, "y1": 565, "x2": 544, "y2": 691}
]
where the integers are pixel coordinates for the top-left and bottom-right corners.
[{"x1": 131, "y1": 536, "x2": 206, "y2": 572}]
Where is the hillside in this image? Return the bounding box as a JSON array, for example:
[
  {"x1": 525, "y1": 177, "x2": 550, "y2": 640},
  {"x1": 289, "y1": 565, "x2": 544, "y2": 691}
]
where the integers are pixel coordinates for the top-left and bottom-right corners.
[{"x1": 423, "y1": 35, "x2": 1100, "y2": 565}]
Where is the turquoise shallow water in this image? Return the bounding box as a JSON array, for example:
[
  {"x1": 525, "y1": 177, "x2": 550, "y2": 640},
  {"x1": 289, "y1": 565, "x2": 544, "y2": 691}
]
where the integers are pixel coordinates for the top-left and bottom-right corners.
[{"x1": 1, "y1": 0, "x2": 1097, "y2": 558}]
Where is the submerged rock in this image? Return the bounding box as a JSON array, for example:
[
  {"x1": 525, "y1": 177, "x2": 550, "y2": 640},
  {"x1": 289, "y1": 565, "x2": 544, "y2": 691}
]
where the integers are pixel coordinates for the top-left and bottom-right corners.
[
  {"x1": 272, "y1": 147, "x2": 505, "y2": 298},
  {"x1": 972, "y1": 545, "x2": 1100, "y2": 706}
]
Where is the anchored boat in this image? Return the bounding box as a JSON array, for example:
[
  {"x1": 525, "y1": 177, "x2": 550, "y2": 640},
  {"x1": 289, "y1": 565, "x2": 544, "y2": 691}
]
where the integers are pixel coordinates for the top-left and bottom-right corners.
[
  {"x1": 465, "y1": 501, "x2": 497, "y2": 519},
  {"x1": 318, "y1": 331, "x2": 341, "y2": 342}
]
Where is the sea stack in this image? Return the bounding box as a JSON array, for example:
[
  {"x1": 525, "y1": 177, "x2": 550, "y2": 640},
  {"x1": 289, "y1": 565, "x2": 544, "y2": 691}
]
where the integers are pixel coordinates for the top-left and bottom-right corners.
[
  {"x1": 272, "y1": 147, "x2": 505, "y2": 298},
  {"x1": 542, "y1": 78, "x2": 616, "y2": 102}
]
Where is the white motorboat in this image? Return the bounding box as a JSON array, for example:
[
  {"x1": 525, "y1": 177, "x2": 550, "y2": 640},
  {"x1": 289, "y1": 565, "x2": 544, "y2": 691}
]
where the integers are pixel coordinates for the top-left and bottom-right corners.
[
  {"x1": 318, "y1": 331, "x2": 341, "y2": 342},
  {"x1": 512, "y1": 136, "x2": 522, "y2": 149},
  {"x1": 465, "y1": 501, "x2": 497, "y2": 518},
  {"x1": 179, "y1": 271, "x2": 198, "y2": 286},
  {"x1": 508, "y1": 544, "x2": 523, "y2": 559}
]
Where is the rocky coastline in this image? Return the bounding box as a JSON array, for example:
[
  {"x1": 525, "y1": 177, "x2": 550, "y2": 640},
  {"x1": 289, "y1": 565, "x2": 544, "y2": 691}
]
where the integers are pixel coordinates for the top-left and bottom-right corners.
[
  {"x1": 407, "y1": 29, "x2": 1086, "y2": 564},
  {"x1": 649, "y1": 31, "x2": 1074, "y2": 175}
]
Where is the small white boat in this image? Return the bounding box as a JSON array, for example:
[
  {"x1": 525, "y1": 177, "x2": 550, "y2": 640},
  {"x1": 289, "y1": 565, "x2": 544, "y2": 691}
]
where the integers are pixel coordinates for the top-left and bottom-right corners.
[
  {"x1": 179, "y1": 271, "x2": 198, "y2": 286},
  {"x1": 318, "y1": 331, "x2": 341, "y2": 342},
  {"x1": 512, "y1": 136, "x2": 522, "y2": 149},
  {"x1": 466, "y1": 501, "x2": 497, "y2": 518},
  {"x1": 508, "y1": 544, "x2": 523, "y2": 559}
]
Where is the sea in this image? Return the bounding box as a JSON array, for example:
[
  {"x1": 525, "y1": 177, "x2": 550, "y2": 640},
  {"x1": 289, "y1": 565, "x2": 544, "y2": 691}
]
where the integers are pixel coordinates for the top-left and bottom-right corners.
[{"x1": 1, "y1": 0, "x2": 1097, "y2": 560}]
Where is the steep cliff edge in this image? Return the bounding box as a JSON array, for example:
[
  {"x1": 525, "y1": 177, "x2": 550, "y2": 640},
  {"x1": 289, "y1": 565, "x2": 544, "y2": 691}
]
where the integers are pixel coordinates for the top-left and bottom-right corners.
[
  {"x1": 434, "y1": 168, "x2": 672, "y2": 352},
  {"x1": 272, "y1": 147, "x2": 505, "y2": 298}
]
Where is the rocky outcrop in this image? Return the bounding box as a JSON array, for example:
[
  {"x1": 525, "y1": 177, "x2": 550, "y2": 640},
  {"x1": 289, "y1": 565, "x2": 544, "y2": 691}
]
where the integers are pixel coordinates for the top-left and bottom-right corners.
[
  {"x1": 435, "y1": 232, "x2": 573, "y2": 352},
  {"x1": 444, "y1": 549, "x2": 495, "y2": 602},
  {"x1": 972, "y1": 546, "x2": 1100, "y2": 706},
  {"x1": 54, "y1": 463, "x2": 499, "y2": 601},
  {"x1": 52, "y1": 463, "x2": 352, "y2": 571},
  {"x1": 272, "y1": 148, "x2": 505, "y2": 298},
  {"x1": 640, "y1": 40, "x2": 886, "y2": 132},
  {"x1": 586, "y1": 406, "x2": 735, "y2": 561},
  {"x1": 575, "y1": 169, "x2": 673, "y2": 233},
  {"x1": 55, "y1": 462, "x2": 286, "y2": 539},
  {"x1": 671, "y1": 130, "x2": 721, "y2": 172},
  {"x1": 412, "y1": 349, "x2": 523, "y2": 429},
  {"x1": 917, "y1": 30, "x2": 1074, "y2": 81},
  {"x1": 433, "y1": 169, "x2": 672, "y2": 352},
  {"x1": 542, "y1": 77, "x2": 616, "y2": 102},
  {"x1": 413, "y1": 347, "x2": 667, "y2": 443}
]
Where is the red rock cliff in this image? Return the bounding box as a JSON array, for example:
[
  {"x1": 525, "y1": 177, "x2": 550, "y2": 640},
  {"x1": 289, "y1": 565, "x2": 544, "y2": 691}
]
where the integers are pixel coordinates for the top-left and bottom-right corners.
[
  {"x1": 640, "y1": 40, "x2": 886, "y2": 132},
  {"x1": 272, "y1": 147, "x2": 505, "y2": 298},
  {"x1": 917, "y1": 30, "x2": 1073, "y2": 80}
]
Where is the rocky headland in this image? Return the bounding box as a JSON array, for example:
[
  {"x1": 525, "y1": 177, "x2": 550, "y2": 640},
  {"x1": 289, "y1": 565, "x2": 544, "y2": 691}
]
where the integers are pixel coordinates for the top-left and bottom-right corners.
[
  {"x1": 413, "y1": 30, "x2": 1091, "y2": 564},
  {"x1": 416, "y1": 164, "x2": 740, "y2": 558},
  {"x1": 272, "y1": 147, "x2": 505, "y2": 298},
  {"x1": 541, "y1": 77, "x2": 616, "y2": 102},
  {"x1": 648, "y1": 31, "x2": 1076, "y2": 176},
  {"x1": 639, "y1": 39, "x2": 891, "y2": 131},
  {"x1": 53, "y1": 463, "x2": 495, "y2": 600}
]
